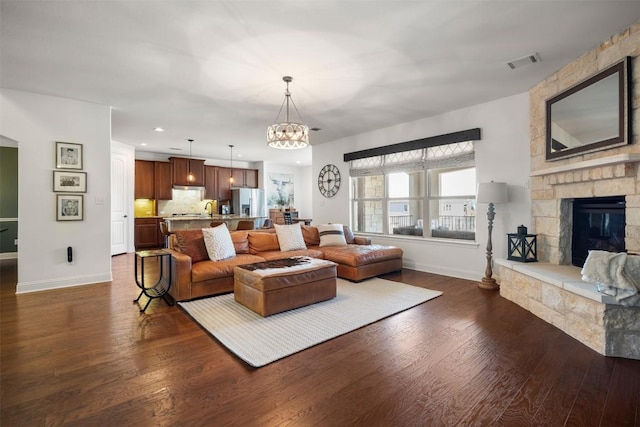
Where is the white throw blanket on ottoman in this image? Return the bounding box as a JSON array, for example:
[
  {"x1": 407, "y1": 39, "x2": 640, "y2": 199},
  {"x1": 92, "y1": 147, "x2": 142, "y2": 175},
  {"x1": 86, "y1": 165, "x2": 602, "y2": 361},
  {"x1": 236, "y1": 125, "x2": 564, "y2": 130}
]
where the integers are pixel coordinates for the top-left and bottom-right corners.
[{"x1": 581, "y1": 250, "x2": 640, "y2": 306}]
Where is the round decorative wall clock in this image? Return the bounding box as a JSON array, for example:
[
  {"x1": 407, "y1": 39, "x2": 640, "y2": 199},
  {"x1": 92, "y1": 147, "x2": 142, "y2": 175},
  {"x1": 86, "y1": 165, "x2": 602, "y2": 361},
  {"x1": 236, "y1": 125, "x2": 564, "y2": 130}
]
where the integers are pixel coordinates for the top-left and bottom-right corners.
[{"x1": 318, "y1": 164, "x2": 341, "y2": 198}]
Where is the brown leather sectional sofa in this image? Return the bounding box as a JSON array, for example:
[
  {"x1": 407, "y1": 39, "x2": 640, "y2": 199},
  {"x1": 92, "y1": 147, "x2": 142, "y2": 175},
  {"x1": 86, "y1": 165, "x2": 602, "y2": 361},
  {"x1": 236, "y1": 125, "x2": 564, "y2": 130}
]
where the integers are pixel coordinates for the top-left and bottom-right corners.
[{"x1": 167, "y1": 225, "x2": 403, "y2": 302}]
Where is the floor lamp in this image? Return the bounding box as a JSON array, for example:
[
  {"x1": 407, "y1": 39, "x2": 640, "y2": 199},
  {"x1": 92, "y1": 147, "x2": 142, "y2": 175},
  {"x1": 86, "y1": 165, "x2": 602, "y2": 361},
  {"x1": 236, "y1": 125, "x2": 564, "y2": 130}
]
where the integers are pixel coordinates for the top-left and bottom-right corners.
[{"x1": 476, "y1": 182, "x2": 508, "y2": 290}]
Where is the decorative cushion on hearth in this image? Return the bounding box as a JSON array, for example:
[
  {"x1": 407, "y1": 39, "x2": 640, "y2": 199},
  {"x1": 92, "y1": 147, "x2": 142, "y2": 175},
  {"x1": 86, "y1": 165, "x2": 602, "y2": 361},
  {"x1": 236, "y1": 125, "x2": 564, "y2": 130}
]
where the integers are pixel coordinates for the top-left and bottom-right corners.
[{"x1": 582, "y1": 250, "x2": 640, "y2": 306}]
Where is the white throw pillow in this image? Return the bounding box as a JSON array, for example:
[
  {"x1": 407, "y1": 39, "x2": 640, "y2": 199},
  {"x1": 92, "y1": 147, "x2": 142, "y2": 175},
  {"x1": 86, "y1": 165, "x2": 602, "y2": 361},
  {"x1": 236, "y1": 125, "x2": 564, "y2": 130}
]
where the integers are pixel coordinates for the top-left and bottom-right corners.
[
  {"x1": 202, "y1": 224, "x2": 236, "y2": 261},
  {"x1": 274, "y1": 223, "x2": 307, "y2": 252},
  {"x1": 317, "y1": 223, "x2": 347, "y2": 247}
]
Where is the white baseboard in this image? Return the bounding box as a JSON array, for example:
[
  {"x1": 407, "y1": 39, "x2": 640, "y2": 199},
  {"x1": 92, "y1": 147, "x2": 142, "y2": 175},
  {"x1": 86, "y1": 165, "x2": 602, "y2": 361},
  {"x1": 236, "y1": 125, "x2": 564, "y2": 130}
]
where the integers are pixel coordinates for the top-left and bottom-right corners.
[
  {"x1": 16, "y1": 272, "x2": 113, "y2": 294},
  {"x1": 403, "y1": 260, "x2": 480, "y2": 282}
]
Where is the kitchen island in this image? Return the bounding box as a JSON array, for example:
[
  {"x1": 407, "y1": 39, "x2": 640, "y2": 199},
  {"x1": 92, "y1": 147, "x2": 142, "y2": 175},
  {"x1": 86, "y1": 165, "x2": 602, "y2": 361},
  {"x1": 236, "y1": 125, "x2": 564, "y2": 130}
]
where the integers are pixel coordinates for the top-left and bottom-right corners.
[{"x1": 163, "y1": 215, "x2": 265, "y2": 231}]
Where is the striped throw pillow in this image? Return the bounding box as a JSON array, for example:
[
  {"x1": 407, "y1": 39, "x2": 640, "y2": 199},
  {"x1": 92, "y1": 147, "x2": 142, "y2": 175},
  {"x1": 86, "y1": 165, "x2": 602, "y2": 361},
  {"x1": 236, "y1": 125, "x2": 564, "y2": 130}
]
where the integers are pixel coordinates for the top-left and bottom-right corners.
[{"x1": 317, "y1": 223, "x2": 347, "y2": 247}]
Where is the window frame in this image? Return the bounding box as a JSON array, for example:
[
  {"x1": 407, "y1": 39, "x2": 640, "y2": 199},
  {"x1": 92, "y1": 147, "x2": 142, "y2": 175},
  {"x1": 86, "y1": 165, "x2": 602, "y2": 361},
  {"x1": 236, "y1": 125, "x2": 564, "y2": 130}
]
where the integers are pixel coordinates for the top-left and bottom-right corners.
[
  {"x1": 351, "y1": 165, "x2": 476, "y2": 240},
  {"x1": 427, "y1": 166, "x2": 477, "y2": 240},
  {"x1": 348, "y1": 135, "x2": 478, "y2": 241}
]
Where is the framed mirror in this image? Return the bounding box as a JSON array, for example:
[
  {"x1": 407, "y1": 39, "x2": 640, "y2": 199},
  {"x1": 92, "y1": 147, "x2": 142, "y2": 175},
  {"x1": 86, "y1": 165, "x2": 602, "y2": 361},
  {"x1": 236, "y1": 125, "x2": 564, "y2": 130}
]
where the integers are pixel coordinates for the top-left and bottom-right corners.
[{"x1": 546, "y1": 56, "x2": 631, "y2": 161}]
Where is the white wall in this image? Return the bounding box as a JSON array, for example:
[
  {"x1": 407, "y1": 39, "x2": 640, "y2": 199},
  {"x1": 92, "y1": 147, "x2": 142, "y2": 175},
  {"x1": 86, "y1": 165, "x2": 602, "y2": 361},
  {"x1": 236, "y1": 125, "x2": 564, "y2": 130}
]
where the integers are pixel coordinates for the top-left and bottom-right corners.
[
  {"x1": 262, "y1": 162, "x2": 313, "y2": 219},
  {"x1": 312, "y1": 92, "x2": 531, "y2": 281},
  {"x1": 1, "y1": 89, "x2": 112, "y2": 292}
]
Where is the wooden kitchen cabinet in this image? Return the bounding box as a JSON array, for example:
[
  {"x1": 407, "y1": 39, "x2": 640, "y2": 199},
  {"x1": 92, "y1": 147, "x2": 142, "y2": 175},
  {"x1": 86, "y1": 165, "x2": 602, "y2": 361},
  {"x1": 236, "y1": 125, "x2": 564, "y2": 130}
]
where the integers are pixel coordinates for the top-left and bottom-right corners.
[
  {"x1": 135, "y1": 218, "x2": 162, "y2": 249},
  {"x1": 231, "y1": 168, "x2": 245, "y2": 187},
  {"x1": 154, "y1": 161, "x2": 173, "y2": 200},
  {"x1": 170, "y1": 157, "x2": 205, "y2": 187},
  {"x1": 135, "y1": 160, "x2": 173, "y2": 200},
  {"x1": 217, "y1": 167, "x2": 232, "y2": 201},
  {"x1": 232, "y1": 168, "x2": 258, "y2": 190},
  {"x1": 244, "y1": 169, "x2": 258, "y2": 188},
  {"x1": 231, "y1": 168, "x2": 258, "y2": 188},
  {"x1": 204, "y1": 165, "x2": 218, "y2": 200},
  {"x1": 135, "y1": 160, "x2": 155, "y2": 199}
]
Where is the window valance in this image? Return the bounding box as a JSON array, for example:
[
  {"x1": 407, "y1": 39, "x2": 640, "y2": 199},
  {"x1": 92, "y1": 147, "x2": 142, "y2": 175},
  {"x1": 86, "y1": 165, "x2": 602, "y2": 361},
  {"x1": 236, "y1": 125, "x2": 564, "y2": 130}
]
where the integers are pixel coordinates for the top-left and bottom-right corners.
[
  {"x1": 343, "y1": 128, "x2": 481, "y2": 162},
  {"x1": 349, "y1": 136, "x2": 477, "y2": 177}
]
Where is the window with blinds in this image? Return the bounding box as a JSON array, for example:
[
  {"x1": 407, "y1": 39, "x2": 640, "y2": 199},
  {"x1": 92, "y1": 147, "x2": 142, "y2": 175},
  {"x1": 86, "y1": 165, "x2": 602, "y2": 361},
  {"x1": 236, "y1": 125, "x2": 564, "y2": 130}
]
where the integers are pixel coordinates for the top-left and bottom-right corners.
[{"x1": 348, "y1": 136, "x2": 477, "y2": 240}]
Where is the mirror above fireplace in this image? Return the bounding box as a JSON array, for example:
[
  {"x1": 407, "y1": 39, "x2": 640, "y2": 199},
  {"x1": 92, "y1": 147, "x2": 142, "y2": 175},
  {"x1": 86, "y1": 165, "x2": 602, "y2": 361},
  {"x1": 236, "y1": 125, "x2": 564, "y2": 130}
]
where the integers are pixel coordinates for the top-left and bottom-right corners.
[{"x1": 546, "y1": 56, "x2": 631, "y2": 161}]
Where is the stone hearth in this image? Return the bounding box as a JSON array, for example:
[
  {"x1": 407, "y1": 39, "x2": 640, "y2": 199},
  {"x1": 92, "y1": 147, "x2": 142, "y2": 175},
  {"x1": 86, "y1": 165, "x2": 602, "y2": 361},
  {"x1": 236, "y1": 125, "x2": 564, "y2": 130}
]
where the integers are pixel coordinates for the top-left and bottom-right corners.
[{"x1": 497, "y1": 260, "x2": 640, "y2": 359}]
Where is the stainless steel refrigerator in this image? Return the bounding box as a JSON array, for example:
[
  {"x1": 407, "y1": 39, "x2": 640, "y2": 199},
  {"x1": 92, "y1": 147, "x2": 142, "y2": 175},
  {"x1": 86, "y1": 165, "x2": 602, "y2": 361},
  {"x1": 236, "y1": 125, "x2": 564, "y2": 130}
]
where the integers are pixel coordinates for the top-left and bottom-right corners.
[{"x1": 231, "y1": 188, "x2": 266, "y2": 217}]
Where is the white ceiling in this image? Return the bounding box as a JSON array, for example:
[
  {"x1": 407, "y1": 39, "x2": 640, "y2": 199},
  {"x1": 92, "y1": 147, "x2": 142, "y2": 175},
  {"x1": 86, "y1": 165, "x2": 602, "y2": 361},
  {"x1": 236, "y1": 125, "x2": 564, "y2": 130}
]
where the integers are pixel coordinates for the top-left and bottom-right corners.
[{"x1": 1, "y1": 1, "x2": 638, "y2": 166}]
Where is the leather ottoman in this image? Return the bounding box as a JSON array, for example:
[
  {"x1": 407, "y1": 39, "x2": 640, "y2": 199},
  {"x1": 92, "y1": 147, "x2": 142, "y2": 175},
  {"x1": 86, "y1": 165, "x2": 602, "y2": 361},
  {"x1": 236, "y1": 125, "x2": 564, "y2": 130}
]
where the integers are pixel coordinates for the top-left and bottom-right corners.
[{"x1": 233, "y1": 257, "x2": 337, "y2": 316}]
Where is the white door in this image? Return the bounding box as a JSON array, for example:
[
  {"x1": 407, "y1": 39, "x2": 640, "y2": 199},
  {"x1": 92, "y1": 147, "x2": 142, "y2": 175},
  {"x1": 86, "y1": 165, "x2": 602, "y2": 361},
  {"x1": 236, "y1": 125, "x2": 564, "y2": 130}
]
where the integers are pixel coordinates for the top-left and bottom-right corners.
[{"x1": 111, "y1": 143, "x2": 134, "y2": 255}]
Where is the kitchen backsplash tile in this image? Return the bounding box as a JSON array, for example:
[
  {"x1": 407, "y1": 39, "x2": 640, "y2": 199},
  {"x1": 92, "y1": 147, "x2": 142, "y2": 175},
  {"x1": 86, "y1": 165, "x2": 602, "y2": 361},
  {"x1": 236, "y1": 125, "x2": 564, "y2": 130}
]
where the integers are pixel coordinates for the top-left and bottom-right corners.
[
  {"x1": 134, "y1": 199, "x2": 155, "y2": 217},
  {"x1": 157, "y1": 189, "x2": 213, "y2": 216}
]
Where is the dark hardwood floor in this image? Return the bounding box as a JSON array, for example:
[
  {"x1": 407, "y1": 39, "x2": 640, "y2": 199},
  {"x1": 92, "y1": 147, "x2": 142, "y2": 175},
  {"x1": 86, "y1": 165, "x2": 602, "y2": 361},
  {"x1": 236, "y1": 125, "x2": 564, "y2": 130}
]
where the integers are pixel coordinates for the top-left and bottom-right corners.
[{"x1": 1, "y1": 255, "x2": 639, "y2": 426}]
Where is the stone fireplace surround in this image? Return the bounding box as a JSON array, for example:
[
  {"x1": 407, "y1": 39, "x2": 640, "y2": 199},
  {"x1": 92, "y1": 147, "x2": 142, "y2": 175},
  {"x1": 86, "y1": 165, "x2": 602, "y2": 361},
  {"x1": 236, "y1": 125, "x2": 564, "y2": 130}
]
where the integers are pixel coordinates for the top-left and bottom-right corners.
[
  {"x1": 531, "y1": 155, "x2": 640, "y2": 265},
  {"x1": 497, "y1": 23, "x2": 640, "y2": 360},
  {"x1": 497, "y1": 155, "x2": 640, "y2": 360}
]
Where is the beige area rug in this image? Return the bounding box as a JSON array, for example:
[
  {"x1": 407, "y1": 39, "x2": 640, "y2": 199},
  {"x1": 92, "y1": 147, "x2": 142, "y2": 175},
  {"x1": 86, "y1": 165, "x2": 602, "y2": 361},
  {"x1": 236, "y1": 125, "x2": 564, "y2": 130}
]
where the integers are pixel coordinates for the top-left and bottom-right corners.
[{"x1": 178, "y1": 277, "x2": 442, "y2": 367}]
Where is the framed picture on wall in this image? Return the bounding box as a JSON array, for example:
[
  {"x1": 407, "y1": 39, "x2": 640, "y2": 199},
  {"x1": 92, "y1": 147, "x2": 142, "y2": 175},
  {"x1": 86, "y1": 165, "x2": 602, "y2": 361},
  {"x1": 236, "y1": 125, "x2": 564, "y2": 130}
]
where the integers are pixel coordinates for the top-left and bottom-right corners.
[
  {"x1": 267, "y1": 172, "x2": 294, "y2": 208},
  {"x1": 53, "y1": 171, "x2": 87, "y2": 193},
  {"x1": 56, "y1": 141, "x2": 83, "y2": 170},
  {"x1": 57, "y1": 194, "x2": 83, "y2": 221}
]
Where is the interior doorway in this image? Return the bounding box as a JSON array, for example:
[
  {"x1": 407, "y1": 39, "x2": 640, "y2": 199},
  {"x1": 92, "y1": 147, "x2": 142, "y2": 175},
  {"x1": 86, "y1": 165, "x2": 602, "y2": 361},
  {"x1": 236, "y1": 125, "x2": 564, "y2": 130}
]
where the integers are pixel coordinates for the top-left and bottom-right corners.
[
  {"x1": 111, "y1": 142, "x2": 134, "y2": 255},
  {"x1": 0, "y1": 136, "x2": 19, "y2": 261}
]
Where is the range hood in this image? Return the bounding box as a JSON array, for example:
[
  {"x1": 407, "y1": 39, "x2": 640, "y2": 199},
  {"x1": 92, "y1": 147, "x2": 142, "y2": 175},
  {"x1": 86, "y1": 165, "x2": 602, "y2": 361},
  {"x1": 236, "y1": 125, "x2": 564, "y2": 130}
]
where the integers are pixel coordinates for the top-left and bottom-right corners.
[
  {"x1": 172, "y1": 184, "x2": 205, "y2": 190},
  {"x1": 169, "y1": 156, "x2": 205, "y2": 190}
]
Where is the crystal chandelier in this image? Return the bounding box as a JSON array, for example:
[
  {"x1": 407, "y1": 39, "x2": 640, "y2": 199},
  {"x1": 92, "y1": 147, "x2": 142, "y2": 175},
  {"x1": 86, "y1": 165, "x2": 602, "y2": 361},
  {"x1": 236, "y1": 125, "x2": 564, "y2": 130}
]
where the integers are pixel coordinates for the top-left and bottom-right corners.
[{"x1": 267, "y1": 76, "x2": 309, "y2": 149}]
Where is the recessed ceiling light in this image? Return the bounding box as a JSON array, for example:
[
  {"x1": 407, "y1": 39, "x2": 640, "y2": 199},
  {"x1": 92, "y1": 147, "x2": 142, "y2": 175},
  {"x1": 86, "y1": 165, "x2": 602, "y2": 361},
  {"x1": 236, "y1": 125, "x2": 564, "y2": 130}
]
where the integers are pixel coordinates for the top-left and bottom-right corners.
[
  {"x1": 296, "y1": 160, "x2": 301, "y2": 164},
  {"x1": 169, "y1": 147, "x2": 183, "y2": 151},
  {"x1": 154, "y1": 127, "x2": 164, "y2": 132},
  {"x1": 140, "y1": 143, "x2": 147, "y2": 146},
  {"x1": 237, "y1": 154, "x2": 243, "y2": 158},
  {"x1": 310, "y1": 127, "x2": 321, "y2": 132}
]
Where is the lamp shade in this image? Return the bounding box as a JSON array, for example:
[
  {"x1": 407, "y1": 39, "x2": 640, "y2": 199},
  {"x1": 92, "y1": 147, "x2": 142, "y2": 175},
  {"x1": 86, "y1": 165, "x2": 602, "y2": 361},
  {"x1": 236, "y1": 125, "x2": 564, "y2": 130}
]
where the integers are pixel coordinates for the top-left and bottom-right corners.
[{"x1": 477, "y1": 182, "x2": 508, "y2": 204}]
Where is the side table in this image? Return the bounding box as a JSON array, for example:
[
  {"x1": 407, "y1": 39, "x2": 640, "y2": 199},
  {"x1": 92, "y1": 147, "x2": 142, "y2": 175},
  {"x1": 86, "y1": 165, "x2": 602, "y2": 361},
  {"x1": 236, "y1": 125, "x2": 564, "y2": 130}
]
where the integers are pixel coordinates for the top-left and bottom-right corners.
[{"x1": 134, "y1": 249, "x2": 173, "y2": 312}]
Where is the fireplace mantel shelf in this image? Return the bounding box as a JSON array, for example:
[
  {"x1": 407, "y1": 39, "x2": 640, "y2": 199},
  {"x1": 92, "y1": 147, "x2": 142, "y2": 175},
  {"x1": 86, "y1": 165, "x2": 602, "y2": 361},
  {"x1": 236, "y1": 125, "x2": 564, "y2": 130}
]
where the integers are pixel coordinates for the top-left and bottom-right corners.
[{"x1": 531, "y1": 153, "x2": 640, "y2": 177}]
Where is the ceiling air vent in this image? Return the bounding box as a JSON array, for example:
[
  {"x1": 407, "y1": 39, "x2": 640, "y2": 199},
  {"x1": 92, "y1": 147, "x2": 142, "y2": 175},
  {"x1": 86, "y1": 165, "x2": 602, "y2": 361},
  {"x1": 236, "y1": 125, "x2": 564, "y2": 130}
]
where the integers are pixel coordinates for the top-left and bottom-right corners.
[{"x1": 506, "y1": 53, "x2": 541, "y2": 70}]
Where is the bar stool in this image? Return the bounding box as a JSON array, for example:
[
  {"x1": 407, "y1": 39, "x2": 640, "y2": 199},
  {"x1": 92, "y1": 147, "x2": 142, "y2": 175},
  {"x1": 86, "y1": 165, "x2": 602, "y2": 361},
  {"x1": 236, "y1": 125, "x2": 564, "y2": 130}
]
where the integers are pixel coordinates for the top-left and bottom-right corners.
[
  {"x1": 158, "y1": 221, "x2": 173, "y2": 248},
  {"x1": 236, "y1": 220, "x2": 255, "y2": 230},
  {"x1": 283, "y1": 212, "x2": 293, "y2": 225}
]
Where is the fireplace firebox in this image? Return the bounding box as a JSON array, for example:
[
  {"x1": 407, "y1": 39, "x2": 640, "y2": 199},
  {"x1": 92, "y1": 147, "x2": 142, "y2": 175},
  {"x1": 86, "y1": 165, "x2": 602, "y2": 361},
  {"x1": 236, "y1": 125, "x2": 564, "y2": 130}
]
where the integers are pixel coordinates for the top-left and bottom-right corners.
[{"x1": 571, "y1": 196, "x2": 626, "y2": 267}]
